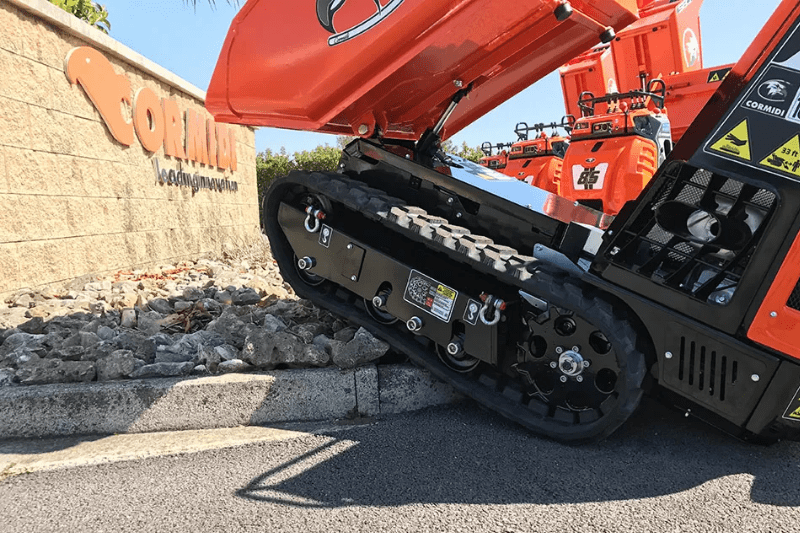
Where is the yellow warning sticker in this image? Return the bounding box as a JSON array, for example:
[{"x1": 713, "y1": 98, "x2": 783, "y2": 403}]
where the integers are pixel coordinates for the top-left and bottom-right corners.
[
  {"x1": 710, "y1": 119, "x2": 751, "y2": 161},
  {"x1": 790, "y1": 406, "x2": 800, "y2": 420},
  {"x1": 760, "y1": 134, "x2": 800, "y2": 177},
  {"x1": 709, "y1": 73, "x2": 721, "y2": 82}
]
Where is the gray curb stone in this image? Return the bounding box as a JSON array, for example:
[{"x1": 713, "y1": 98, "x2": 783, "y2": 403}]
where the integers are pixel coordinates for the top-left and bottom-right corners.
[{"x1": 0, "y1": 364, "x2": 462, "y2": 438}]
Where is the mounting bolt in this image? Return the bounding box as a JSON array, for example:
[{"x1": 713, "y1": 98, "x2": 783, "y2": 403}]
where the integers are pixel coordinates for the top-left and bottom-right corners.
[
  {"x1": 665, "y1": 351, "x2": 673, "y2": 359},
  {"x1": 358, "y1": 124, "x2": 369, "y2": 135},
  {"x1": 347, "y1": 244, "x2": 353, "y2": 250},
  {"x1": 560, "y1": 375, "x2": 568, "y2": 383},
  {"x1": 453, "y1": 79, "x2": 463, "y2": 88},
  {"x1": 576, "y1": 376, "x2": 583, "y2": 383},
  {"x1": 446, "y1": 341, "x2": 463, "y2": 356},
  {"x1": 456, "y1": 212, "x2": 463, "y2": 218},
  {"x1": 715, "y1": 294, "x2": 728, "y2": 304},
  {"x1": 770, "y1": 311, "x2": 778, "y2": 318},
  {"x1": 407, "y1": 316, "x2": 423, "y2": 333},
  {"x1": 550, "y1": 361, "x2": 558, "y2": 369},
  {"x1": 555, "y1": 346, "x2": 563, "y2": 354},
  {"x1": 297, "y1": 256, "x2": 316, "y2": 270},
  {"x1": 372, "y1": 294, "x2": 387, "y2": 308},
  {"x1": 447, "y1": 197, "x2": 454, "y2": 205},
  {"x1": 350, "y1": 275, "x2": 358, "y2": 282},
  {"x1": 751, "y1": 374, "x2": 760, "y2": 382}
]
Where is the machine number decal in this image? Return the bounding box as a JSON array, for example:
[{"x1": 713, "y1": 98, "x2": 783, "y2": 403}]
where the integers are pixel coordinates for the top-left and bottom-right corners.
[
  {"x1": 782, "y1": 385, "x2": 800, "y2": 422},
  {"x1": 573, "y1": 163, "x2": 608, "y2": 190},
  {"x1": 403, "y1": 270, "x2": 457, "y2": 322},
  {"x1": 318, "y1": 224, "x2": 333, "y2": 248},
  {"x1": 709, "y1": 119, "x2": 752, "y2": 161},
  {"x1": 463, "y1": 299, "x2": 481, "y2": 325}
]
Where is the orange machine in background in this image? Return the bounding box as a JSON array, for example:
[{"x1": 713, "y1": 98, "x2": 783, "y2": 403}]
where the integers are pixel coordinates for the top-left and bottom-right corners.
[
  {"x1": 560, "y1": 82, "x2": 671, "y2": 215},
  {"x1": 559, "y1": 0, "x2": 723, "y2": 145},
  {"x1": 478, "y1": 142, "x2": 512, "y2": 170},
  {"x1": 503, "y1": 120, "x2": 573, "y2": 194}
]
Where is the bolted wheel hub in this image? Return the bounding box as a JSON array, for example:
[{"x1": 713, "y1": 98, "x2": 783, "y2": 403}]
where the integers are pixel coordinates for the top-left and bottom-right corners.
[{"x1": 558, "y1": 349, "x2": 584, "y2": 377}]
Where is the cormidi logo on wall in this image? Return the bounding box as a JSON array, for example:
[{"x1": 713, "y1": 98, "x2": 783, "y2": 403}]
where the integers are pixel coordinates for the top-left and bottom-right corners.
[{"x1": 65, "y1": 46, "x2": 239, "y2": 194}]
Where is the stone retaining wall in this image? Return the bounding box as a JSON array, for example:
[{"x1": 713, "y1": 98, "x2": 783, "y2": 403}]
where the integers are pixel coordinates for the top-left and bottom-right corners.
[{"x1": 0, "y1": 0, "x2": 259, "y2": 297}]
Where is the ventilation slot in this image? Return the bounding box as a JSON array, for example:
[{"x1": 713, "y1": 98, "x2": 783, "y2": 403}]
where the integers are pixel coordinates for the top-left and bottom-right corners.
[{"x1": 676, "y1": 336, "x2": 736, "y2": 402}]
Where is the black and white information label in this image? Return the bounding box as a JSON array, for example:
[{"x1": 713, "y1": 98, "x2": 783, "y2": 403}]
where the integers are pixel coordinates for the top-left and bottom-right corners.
[{"x1": 403, "y1": 270, "x2": 458, "y2": 322}]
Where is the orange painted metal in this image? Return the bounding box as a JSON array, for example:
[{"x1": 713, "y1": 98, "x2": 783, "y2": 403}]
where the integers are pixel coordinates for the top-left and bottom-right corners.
[
  {"x1": 661, "y1": 64, "x2": 733, "y2": 144},
  {"x1": 502, "y1": 133, "x2": 566, "y2": 194},
  {"x1": 610, "y1": 0, "x2": 705, "y2": 91},
  {"x1": 560, "y1": 0, "x2": 705, "y2": 118},
  {"x1": 559, "y1": 45, "x2": 618, "y2": 119},
  {"x1": 748, "y1": 233, "x2": 800, "y2": 361},
  {"x1": 206, "y1": 0, "x2": 640, "y2": 140},
  {"x1": 479, "y1": 151, "x2": 509, "y2": 171}
]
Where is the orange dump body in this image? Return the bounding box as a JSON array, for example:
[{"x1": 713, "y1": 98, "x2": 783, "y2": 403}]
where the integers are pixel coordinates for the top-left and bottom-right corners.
[
  {"x1": 502, "y1": 133, "x2": 567, "y2": 194},
  {"x1": 560, "y1": 0, "x2": 705, "y2": 118},
  {"x1": 207, "y1": 0, "x2": 641, "y2": 140},
  {"x1": 560, "y1": 106, "x2": 662, "y2": 214},
  {"x1": 560, "y1": 45, "x2": 617, "y2": 119}
]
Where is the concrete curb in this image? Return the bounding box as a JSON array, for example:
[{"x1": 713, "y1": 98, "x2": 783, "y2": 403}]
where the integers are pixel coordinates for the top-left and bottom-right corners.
[{"x1": 0, "y1": 364, "x2": 461, "y2": 439}]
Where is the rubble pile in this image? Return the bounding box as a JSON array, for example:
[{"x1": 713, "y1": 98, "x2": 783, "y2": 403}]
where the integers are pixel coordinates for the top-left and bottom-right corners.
[{"x1": 0, "y1": 255, "x2": 392, "y2": 386}]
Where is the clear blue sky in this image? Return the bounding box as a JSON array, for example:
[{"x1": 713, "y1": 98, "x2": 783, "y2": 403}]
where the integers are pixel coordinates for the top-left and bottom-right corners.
[{"x1": 101, "y1": 0, "x2": 783, "y2": 155}]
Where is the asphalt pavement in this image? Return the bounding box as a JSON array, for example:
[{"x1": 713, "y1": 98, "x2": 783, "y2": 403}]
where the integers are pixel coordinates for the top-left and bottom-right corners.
[{"x1": 2, "y1": 398, "x2": 799, "y2": 532}]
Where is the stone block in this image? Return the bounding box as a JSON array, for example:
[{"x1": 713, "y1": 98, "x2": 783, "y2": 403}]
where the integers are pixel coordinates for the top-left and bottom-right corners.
[
  {"x1": 0, "y1": 97, "x2": 47, "y2": 151},
  {"x1": 16, "y1": 238, "x2": 73, "y2": 288},
  {"x1": 0, "y1": 242, "x2": 20, "y2": 294},
  {"x1": 0, "y1": 48, "x2": 52, "y2": 109}
]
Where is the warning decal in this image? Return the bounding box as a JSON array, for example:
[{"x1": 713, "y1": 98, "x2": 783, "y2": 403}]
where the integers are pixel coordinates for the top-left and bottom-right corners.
[
  {"x1": 782, "y1": 385, "x2": 800, "y2": 422},
  {"x1": 760, "y1": 134, "x2": 800, "y2": 176},
  {"x1": 709, "y1": 119, "x2": 752, "y2": 161},
  {"x1": 403, "y1": 270, "x2": 458, "y2": 322},
  {"x1": 707, "y1": 67, "x2": 731, "y2": 84}
]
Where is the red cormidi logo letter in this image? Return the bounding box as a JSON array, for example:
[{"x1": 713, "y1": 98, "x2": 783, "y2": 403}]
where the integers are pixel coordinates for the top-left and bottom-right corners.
[{"x1": 65, "y1": 46, "x2": 237, "y2": 172}]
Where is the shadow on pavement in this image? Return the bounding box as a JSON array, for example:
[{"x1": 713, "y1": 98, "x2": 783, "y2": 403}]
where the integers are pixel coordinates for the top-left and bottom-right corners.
[{"x1": 237, "y1": 398, "x2": 800, "y2": 508}]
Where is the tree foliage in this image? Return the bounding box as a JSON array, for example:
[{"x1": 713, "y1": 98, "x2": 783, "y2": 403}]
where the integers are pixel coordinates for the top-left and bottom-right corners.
[
  {"x1": 256, "y1": 145, "x2": 342, "y2": 199},
  {"x1": 256, "y1": 139, "x2": 484, "y2": 201},
  {"x1": 49, "y1": 0, "x2": 110, "y2": 33},
  {"x1": 441, "y1": 140, "x2": 485, "y2": 162}
]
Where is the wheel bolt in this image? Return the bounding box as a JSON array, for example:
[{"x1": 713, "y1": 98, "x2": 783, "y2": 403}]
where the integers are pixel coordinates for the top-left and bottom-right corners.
[
  {"x1": 555, "y1": 347, "x2": 563, "y2": 354},
  {"x1": 571, "y1": 346, "x2": 579, "y2": 352},
  {"x1": 550, "y1": 361, "x2": 557, "y2": 369},
  {"x1": 576, "y1": 376, "x2": 583, "y2": 383},
  {"x1": 560, "y1": 375, "x2": 568, "y2": 383},
  {"x1": 583, "y1": 361, "x2": 590, "y2": 368}
]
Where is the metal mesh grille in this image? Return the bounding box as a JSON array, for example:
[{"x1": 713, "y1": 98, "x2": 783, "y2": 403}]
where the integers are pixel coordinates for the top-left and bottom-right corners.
[
  {"x1": 788, "y1": 279, "x2": 800, "y2": 311},
  {"x1": 606, "y1": 164, "x2": 777, "y2": 303}
]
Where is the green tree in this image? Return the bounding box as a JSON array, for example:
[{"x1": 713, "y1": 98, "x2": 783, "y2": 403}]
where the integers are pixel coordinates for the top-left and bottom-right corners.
[
  {"x1": 441, "y1": 140, "x2": 484, "y2": 163},
  {"x1": 256, "y1": 145, "x2": 342, "y2": 200},
  {"x1": 49, "y1": 0, "x2": 110, "y2": 33}
]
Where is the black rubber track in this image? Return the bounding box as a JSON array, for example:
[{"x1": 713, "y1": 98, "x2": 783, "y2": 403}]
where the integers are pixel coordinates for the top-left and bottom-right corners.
[{"x1": 264, "y1": 171, "x2": 648, "y2": 443}]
